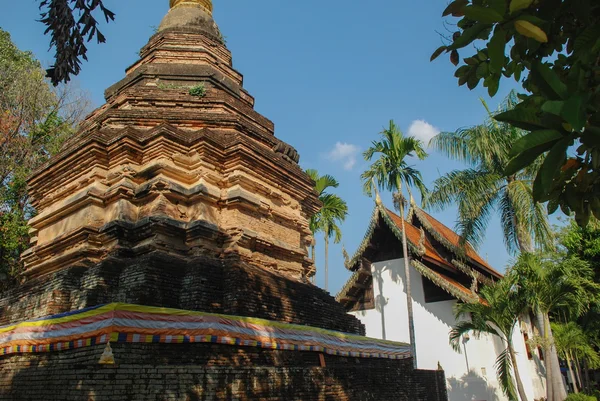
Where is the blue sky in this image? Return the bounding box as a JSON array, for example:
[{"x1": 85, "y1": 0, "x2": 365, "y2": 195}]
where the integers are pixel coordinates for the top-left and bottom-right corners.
[{"x1": 2, "y1": 0, "x2": 557, "y2": 294}]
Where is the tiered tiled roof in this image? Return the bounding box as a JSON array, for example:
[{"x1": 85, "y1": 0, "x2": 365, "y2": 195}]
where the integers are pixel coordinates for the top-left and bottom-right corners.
[
  {"x1": 337, "y1": 201, "x2": 499, "y2": 308},
  {"x1": 409, "y1": 207, "x2": 502, "y2": 278}
]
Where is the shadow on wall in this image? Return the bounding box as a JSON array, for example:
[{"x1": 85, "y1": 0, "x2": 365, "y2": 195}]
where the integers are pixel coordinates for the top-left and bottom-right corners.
[
  {"x1": 372, "y1": 263, "x2": 390, "y2": 340},
  {"x1": 447, "y1": 371, "x2": 501, "y2": 401}
]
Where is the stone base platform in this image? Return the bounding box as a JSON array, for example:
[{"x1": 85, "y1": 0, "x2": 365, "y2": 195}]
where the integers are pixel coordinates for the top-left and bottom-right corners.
[{"x1": 0, "y1": 343, "x2": 447, "y2": 401}]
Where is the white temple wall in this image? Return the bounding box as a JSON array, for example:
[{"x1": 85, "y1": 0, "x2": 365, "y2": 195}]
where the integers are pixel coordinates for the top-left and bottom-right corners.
[{"x1": 350, "y1": 258, "x2": 546, "y2": 401}]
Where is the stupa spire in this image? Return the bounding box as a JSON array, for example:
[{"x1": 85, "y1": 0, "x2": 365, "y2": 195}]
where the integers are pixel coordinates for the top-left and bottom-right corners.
[{"x1": 170, "y1": 0, "x2": 213, "y2": 15}]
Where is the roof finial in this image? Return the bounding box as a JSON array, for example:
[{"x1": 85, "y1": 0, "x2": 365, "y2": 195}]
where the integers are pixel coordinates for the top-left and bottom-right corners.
[
  {"x1": 371, "y1": 178, "x2": 382, "y2": 205},
  {"x1": 170, "y1": 0, "x2": 213, "y2": 15}
]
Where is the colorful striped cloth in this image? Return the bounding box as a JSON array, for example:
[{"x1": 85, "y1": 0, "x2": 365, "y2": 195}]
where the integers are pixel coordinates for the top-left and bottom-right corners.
[{"x1": 0, "y1": 303, "x2": 410, "y2": 360}]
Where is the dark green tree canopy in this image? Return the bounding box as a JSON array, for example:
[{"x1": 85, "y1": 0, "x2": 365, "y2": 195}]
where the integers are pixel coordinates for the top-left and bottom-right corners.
[{"x1": 433, "y1": 0, "x2": 600, "y2": 227}]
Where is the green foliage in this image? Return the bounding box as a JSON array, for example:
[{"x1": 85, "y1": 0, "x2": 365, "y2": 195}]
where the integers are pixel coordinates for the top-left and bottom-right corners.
[
  {"x1": 565, "y1": 394, "x2": 597, "y2": 401},
  {"x1": 426, "y1": 92, "x2": 552, "y2": 254},
  {"x1": 512, "y1": 252, "x2": 599, "y2": 321},
  {"x1": 552, "y1": 321, "x2": 600, "y2": 369},
  {"x1": 361, "y1": 120, "x2": 428, "y2": 200},
  {"x1": 306, "y1": 169, "x2": 347, "y2": 243},
  {"x1": 434, "y1": 0, "x2": 600, "y2": 227},
  {"x1": 189, "y1": 83, "x2": 207, "y2": 98},
  {"x1": 450, "y1": 275, "x2": 526, "y2": 400},
  {"x1": 0, "y1": 28, "x2": 84, "y2": 287},
  {"x1": 555, "y1": 217, "x2": 600, "y2": 349},
  {"x1": 305, "y1": 169, "x2": 347, "y2": 290}
]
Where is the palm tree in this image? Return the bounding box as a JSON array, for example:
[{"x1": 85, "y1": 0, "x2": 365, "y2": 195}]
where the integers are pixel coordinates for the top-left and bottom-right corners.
[
  {"x1": 426, "y1": 92, "x2": 559, "y2": 398},
  {"x1": 305, "y1": 169, "x2": 348, "y2": 291},
  {"x1": 426, "y1": 92, "x2": 552, "y2": 254},
  {"x1": 552, "y1": 321, "x2": 600, "y2": 394},
  {"x1": 361, "y1": 119, "x2": 428, "y2": 368},
  {"x1": 512, "y1": 253, "x2": 600, "y2": 401},
  {"x1": 450, "y1": 275, "x2": 529, "y2": 401}
]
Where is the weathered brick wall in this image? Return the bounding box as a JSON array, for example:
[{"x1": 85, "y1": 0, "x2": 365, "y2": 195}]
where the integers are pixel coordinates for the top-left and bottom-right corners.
[
  {"x1": 0, "y1": 343, "x2": 448, "y2": 401},
  {"x1": 0, "y1": 253, "x2": 363, "y2": 334}
]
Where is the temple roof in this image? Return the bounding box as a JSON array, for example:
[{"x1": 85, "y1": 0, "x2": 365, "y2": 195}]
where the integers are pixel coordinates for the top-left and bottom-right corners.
[
  {"x1": 409, "y1": 207, "x2": 501, "y2": 277},
  {"x1": 337, "y1": 201, "x2": 498, "y2": 307}
]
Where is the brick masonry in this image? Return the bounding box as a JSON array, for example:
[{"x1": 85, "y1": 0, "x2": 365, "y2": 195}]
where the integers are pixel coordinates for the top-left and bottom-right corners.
[
  {"x1": 0, "y1": 343, "x2": 448, "y2": 401},
  {"x1": 0, "y1": 253, "x2": 362, "y2": 335}
]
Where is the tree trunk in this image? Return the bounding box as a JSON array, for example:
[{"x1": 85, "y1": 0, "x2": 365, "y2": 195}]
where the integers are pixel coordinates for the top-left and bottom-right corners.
[
  {"x1": 544, "y1": 313, "x2": 567, "y2": 401},
  {"x1": 541, "y1": 312, "x2": 554, "y2": 401},
  {"x1": 583, "y1": 358, "x2": 591, "y2": 393},
  {"x1": 311, "y1": 241, "x2": 316, "y2": 284},
  {"x1": 566, "y1": 351, "x2": 578, "y2": 393},
  {"x1": 510, "y1": 343, "x2": 530, "y2": 401},
  {"x1": 573, "y1": 354, "x2": 583, "y2": 393},
  {"x1": 324, "y1": 236, "x2": 329, "y2": 291},
  {"x1": 514, "y1": 225, "x2": 566, "y2": 401},
  {"x1": 397, "y1": 188, "x2": 417, "y2": 369}
]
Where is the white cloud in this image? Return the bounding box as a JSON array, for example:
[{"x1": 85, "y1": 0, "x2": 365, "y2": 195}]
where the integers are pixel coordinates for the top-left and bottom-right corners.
[
  {"x1": 407, "y1": 120, "x2": 440, "y2": 145},
  {"x1": 326, "y1": 142, "x2": 360, "y2": 171}
]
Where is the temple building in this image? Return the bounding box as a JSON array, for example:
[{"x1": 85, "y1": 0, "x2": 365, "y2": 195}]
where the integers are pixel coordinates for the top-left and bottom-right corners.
[
  {"x1": 0, "y1": 1, "x2": 447, "y2": 400},
  {"x1": 337, "y1": 198, "x2": 547, "y2": 401}
]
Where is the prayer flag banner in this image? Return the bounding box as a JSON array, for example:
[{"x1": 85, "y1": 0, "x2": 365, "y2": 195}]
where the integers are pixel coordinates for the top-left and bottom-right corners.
[{"x1": 0, "y1": 303, "x2": 410, "y2": 360}]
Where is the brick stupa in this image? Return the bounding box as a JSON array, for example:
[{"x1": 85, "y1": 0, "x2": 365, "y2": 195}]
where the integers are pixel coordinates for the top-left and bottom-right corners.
[{"x1": 0, "y1": 2, "x2": 448, "y2": 400}]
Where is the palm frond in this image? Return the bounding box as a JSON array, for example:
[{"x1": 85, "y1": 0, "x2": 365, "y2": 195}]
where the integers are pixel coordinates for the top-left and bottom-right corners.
[
  {"x1": 361, "y1": 119, "x2": 427, "y2": 200},
  {"x1": 427, "y1": 91, "x2": 553, "y2": 255},
  {"x1": 495, "y1": 347, "x2": 518, "y2": 401}
]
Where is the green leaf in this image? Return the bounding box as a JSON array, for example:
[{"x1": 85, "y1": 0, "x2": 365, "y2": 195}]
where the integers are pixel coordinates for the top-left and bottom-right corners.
[
  {"x1": 455, "y1": 65, "x2": 470, "y2": 77},
  {"x1": 487, "y1": 75, "x2": 500, "y2": 96},
  {"x1": 509, "y1": 129, "x2": 563, "y2": 158},
  {"x1": 531, "y1": 62, "x2": 568, "y2": 100},
  {"x1": 431, "y1": 45, "x2": 448, "y2": 61},
  {"x1": 547, "y1": 197, "x2": 559, "y2": 214},
  {"x1": 495, "y1": 107, "x2": 547, "y2": 131},
  {"x1": 562, "y1": 95, "x2": 587, "y2": 132},
  {"x1": 574, "y1": 25, "x2": 600, "y2": 53},
  {"x1": 487, "y1": 0, "x2": 506, "y2": 15},
  {"x1": 533, "y1": 138, "x2": 570, "y2": 201},
  {"x1": 488, "y1": 27, "x2": 507, "y2": 73},
  {"x1": 467, "y1": 71, "x2": 480, "y2": 89},
  {"x1": 514, "y1": 20, "x2": 548, "y2": 43},
  {"x1": 505, "y1": 146, "x2": 546, "y2": 176},
  {"x1": 509, "y1": 0, "x2": 533, "y2": 13},
  {"x1": 463, "y1": 5, "x2": 504, "y2": 23},
  {"x1": 541, "y1": 96, "x2": 587, "y2": 132},
  {"x1": 541, "y1": 100, "x2": 564, "y2": 117},
  {"x1": 448, "y1": 23, "x2": 492, "y2": 50},
  {"x1": 443, "y1": 0, "x2": 469, "y2": 17},
  {"x1": 476, "y1": 62, "x2": 489, "y2": 78}
]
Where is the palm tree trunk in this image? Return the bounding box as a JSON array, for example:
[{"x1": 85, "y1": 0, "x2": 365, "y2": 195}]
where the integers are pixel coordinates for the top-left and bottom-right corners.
[
  {"x1": 566, "y1": 351, "x2": 578, "y2": 393},
  {"x1": 397, "y1": 187, "x2": 417, "y2": 369},
  {"x1": 541, "y1": 313, "x2": 555, "y2": 401},
  {"x1": 514, "y1": 227, "x2": 566, "y2": 401},
  {"x1": 573, "y1": 355, "x2": 583, "y2": 392},
  {"x1": 544, "y1": 313, "x2": 567, "y2": 401},
  {"x1": 509, "y1": 343, "x2": 530, "y2": 401},
  {"x1": 324, "y1": 235, "x2": 329, "y2": 292}
]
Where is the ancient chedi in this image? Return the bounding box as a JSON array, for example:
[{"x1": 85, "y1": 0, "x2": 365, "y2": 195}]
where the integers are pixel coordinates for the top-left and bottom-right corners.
[
  {"x1": 0, "y1": 2, "x2": 448, "y2": 400},
  {"x1": 24, "y1": 0, "x2": 316, "y2": 283}
]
